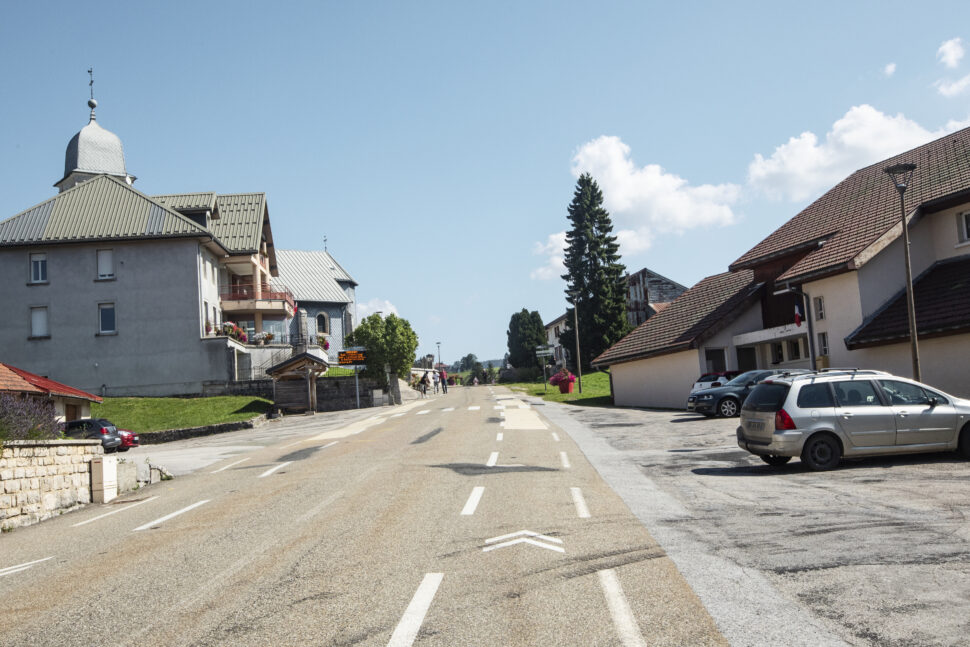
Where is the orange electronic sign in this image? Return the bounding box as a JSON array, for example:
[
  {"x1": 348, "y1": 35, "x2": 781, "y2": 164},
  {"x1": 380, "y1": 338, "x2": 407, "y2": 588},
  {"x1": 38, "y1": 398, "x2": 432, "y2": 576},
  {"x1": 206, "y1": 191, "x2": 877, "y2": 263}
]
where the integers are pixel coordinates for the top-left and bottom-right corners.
[{"x1": 338, "y1": 350, "x2": 367, "y2": 366}]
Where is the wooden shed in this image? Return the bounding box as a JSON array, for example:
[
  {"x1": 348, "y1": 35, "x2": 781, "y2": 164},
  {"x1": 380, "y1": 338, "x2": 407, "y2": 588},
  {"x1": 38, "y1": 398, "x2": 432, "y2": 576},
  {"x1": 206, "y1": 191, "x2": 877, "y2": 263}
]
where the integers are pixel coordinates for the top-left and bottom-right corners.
[{"x1": 266, "y1": 353, "x2": 330, "y2": 412}]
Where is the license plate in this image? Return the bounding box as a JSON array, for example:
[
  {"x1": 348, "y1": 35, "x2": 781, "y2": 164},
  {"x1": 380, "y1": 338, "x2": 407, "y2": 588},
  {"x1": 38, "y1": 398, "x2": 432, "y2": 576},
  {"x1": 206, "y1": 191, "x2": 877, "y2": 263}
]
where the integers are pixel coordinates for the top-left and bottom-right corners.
[{"x1": 746, "y1": 420, "x2": 764, "y2": 432}]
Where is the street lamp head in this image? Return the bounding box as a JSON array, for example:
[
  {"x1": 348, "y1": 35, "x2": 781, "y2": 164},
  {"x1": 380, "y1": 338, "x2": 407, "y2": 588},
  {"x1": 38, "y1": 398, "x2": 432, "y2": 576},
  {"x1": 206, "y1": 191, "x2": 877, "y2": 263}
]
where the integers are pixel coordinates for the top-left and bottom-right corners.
[{"x1": 884, "y1": 163, "x2": 917, "y2": 194}]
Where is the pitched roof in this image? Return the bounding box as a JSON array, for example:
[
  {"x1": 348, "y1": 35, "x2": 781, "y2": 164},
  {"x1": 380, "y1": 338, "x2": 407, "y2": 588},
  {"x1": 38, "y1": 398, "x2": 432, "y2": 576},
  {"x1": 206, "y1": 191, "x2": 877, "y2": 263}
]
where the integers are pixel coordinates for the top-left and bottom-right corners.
[
  {"x1": 272, "y1": 249, "x2": 357, "y2": 304},
  {"x1": 153, "y1": 192, "x2": 218, "y2": 213},
  {"x1": 0, "y1": 363, "x2": 102, "y2": 403},
  {"x1": 209, "y1": 193, "x2": 267, "y2": 254},
  {"x1": 0, "y1": 175, "x2": 211, "y2": 246},
  {"x1": 593, "y1": 270, "x2": 761, "y2": 366},
  {"x1": 845, "y1": 255, "x2": 970, "y2": 349},
  {"x1": 731, "y1": 126, "x2": 970, "y2": 282}
]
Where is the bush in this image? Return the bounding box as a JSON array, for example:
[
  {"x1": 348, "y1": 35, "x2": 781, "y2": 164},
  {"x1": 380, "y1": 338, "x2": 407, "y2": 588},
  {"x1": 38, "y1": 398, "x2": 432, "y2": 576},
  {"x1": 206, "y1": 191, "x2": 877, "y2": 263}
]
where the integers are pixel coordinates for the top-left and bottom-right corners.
[{"x1": 0, "y1": 394, "x2": 60, "y2": 441}]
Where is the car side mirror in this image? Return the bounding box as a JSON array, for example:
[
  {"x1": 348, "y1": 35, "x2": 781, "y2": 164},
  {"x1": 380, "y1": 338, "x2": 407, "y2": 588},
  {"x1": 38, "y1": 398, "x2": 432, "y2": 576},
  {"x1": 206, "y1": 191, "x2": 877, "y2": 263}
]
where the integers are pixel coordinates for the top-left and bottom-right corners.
[
  {"x1": 747, "y1": 381, "x2": 756, "y2": 387},
  {"x1": 928, "y1": 396, "x2": 939, "y2": 407}
]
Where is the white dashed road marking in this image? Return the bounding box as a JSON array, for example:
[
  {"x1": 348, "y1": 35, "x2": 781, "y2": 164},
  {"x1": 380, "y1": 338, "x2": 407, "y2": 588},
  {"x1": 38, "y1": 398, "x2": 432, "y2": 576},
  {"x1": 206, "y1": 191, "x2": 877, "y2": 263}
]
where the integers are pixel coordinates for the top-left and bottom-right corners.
[
  {"x1": 468, "y1": 406, "x2": 480, "y2": 411},
  {"x1": 560, "y1": 452, "x2": 571, "y2": 469},
  {"x1": 133, "y1": 500, "x2": 210, "y2": 532},
  {"x1": 211, "y1": 458, "x2": 249, "y2": 473},
  {"x1": 72, "y1": 496, "x2": 159, "y2": 527},
  {"x1": 551, "y1": 432, "x2": 560, "y2": 442},
  {"x1": 258, "y1": 462, "x2": 293, "y2": 478},
  {"x1": 0, "y1": 556, "x2": 54, "y2": 578},
  {"x1": 570, "y1": 487, "x2": 591, "y2": 518},
  {"x1": 387, "y1": 573, "x2": 444, "y2": 647},
  {"x1": 598, "y1": 569, "x2": 648, "y2": 647},
  {"x1": 461, "y1": 486, "x2": 485, "y2": 515}
]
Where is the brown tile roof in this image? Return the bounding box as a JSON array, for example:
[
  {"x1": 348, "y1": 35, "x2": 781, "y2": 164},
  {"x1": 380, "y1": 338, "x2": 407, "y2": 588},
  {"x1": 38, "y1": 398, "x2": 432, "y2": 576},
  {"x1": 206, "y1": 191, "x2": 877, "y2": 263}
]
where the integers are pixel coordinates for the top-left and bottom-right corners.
[
  {"x1": 845, "y1": 255, "x2": 970, "y2": 349},
  {"x1": 650, "y1": 301, "x2": 672, "y2": 314},
  {"x1": 731, "y1": 126, "x2": 970, "y2": 282},
  {"x1": 0, "y1": 363, "x2": 102, "y2": 402},
  {"x1": 593, "y1": 270, "x2": 760, "y2": 366}
]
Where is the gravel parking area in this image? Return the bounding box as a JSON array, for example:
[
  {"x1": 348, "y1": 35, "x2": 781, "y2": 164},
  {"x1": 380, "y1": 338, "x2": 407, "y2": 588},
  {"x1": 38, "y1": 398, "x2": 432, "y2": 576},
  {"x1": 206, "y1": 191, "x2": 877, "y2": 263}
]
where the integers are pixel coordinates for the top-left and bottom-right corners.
[{"x1": 542, "y1": 402, "x2": 970, "y2": 647}]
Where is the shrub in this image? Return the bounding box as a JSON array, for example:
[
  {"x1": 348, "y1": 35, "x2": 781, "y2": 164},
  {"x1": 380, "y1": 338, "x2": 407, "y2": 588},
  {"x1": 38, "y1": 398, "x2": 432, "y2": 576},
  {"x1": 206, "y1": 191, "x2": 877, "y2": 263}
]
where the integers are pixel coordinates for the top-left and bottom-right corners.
[{"x1": 0, "y1": 394, "x2": 60, "y2": 441}]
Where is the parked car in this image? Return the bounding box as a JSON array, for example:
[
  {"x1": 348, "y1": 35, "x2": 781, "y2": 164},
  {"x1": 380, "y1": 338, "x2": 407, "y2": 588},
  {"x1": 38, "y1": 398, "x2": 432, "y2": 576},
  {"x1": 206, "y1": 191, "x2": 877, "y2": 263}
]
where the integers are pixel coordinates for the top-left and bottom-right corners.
[
  {"x1": 690, "y1": 371, "x2": 741, "y2": 394},
  {"x1": 688, "y1": 369, "x2": 810, "y2": 417},
  {"x1": 116, "y1": 428, "x2": 140, "y2": 452},
  {"x1": 737, "y1": 369, "x2": 970, "y2": 471},
  {"x1": 60, "y1": 418, "x2": 123, "y2": 453}
]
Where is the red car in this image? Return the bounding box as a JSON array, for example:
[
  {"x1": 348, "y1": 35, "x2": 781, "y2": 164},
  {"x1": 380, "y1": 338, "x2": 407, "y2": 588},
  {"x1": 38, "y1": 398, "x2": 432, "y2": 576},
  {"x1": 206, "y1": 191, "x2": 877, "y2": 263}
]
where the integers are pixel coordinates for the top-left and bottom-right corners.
[{"x1": 116, "y1": 427, "x2": 140, "y2": 452}]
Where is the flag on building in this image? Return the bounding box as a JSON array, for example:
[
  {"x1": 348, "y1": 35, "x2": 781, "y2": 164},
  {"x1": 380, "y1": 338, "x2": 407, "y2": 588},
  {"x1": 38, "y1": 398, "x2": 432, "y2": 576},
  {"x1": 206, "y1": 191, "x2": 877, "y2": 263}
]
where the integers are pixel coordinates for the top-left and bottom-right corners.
[{"x1": 794, "y1": 304, "x2": 803, "y2": 327}]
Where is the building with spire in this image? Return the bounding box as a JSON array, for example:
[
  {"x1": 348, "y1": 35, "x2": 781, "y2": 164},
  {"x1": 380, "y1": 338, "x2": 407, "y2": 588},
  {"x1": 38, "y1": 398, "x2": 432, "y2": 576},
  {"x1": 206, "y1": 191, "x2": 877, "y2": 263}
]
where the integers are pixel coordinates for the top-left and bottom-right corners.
[{"x1": 0, "y1": 96, "x2": 350, "y2": 398}]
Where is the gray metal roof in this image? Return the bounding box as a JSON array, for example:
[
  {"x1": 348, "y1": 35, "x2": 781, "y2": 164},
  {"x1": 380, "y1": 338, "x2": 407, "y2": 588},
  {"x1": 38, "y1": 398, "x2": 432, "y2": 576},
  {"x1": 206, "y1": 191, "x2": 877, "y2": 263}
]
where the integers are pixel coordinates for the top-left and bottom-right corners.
[
  {"x1": 0, "y1": 175, "x2": 211, "y2": 245},
  {"x1": 209, "y1": 193, "x2": 266, "y2": 254},
  {"x1": 62, "y1": 110, "x2": 128, "y2": 180},
  {"x1": 273, "y1": 250, "x2": 357, "y2": 304},
  {"x1": 153, "y1": 192, "x2": 218, "y2": 213}
]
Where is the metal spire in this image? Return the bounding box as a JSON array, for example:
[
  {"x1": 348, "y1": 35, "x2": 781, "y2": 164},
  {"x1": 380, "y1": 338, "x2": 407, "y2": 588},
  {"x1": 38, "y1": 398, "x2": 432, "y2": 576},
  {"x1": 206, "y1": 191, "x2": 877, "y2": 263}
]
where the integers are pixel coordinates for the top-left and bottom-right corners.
[{"x1": 86, "y1": 68, "x2": 97, "y2": 120}]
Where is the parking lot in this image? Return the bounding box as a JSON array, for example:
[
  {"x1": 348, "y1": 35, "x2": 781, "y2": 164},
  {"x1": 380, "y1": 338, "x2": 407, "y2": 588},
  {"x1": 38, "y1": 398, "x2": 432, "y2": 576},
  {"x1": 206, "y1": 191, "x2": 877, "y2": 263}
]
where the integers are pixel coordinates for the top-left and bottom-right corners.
[{"x1": 540, "y1": 401, "x2": 970, "y2": 646}]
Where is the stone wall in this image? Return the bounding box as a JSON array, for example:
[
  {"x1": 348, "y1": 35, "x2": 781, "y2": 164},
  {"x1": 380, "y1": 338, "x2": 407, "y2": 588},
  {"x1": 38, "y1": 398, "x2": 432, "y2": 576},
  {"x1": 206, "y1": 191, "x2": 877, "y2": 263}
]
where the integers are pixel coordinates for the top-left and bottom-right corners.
[
  {"x1": 316, "y1": 376, "x2": 383, "y2": 411},
  {"x1": 1, "y1": 439, "x2": 102, "y2": 531}
]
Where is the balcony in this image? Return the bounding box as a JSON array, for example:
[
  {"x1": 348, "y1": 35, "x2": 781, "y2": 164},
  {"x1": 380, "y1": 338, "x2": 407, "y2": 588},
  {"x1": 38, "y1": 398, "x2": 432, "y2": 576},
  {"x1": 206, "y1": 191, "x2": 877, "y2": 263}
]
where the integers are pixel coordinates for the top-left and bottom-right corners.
[{"x1": 220, "y1": 283, "x2": 295, "y2": 317}]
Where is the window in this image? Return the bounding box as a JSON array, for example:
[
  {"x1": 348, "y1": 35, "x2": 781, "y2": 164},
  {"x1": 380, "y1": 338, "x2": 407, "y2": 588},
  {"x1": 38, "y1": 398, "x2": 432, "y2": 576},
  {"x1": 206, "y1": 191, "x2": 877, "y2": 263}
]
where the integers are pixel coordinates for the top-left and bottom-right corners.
[
  {"x1": 833, "y1": 380, "x2": 883, "y2": 407},
  {"x1": 877, "y1": 380, "x2": 938, "y2": 405},
  {"x1": 30, "y1": 253, "x2": 47, "y2": 283},
  {"x1": 960, "y1": 212, "x2": 970, "y2": 242},
  {"x1": 786, "y1": 339, "x2": 801, "y2": 360},
  {"x1": 797, "y1": 384, "x2": 835, "y2": 408},
  {"x1": 98, "y1": 303, "x2": 116, "y2": 334},
  {"x1": 96, "y1": 249, "x2": 114, "y2": 279},
  {"x1": 817, "y1": 331, "x2": 829, "y2": 356},
  {"x1": 771, "y1": 343, "x2": 784, "y2": 364},
  {"x1": 343, "y1": 311, "x2": 353, "y2": 336},
  {"x1": 30, "y1": 307, "x2": 49, "y2": 337},
  {"x1": 813, "y1": 296, "x2": 825, "y2": 320},
  {"x1": 317, "y1": 312, "x2": 330, "y2": 335}
]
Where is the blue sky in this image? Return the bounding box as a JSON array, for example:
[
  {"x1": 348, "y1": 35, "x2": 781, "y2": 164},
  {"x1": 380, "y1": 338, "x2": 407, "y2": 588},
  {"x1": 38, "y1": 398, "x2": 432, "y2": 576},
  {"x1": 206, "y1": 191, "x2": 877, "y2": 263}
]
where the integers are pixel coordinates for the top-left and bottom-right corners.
[{"x1": 3, "y1": 1, "x2": 970, "y2": 364}]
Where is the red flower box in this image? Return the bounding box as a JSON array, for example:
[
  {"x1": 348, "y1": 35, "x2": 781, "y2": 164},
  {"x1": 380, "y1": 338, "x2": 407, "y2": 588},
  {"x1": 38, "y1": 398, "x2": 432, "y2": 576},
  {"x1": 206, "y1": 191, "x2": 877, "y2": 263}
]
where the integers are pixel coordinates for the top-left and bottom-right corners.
[{"x1": 559, "y1": 381, "x2": 574, "y2": 394}]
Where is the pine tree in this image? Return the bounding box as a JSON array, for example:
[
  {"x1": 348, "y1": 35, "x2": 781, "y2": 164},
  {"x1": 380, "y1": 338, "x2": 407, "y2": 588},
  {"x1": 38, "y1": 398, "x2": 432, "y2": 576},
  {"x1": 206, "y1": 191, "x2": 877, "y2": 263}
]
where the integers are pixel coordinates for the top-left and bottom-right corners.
[{"x1": 561, "y1": 173, "x2": 629, "y2": 370}]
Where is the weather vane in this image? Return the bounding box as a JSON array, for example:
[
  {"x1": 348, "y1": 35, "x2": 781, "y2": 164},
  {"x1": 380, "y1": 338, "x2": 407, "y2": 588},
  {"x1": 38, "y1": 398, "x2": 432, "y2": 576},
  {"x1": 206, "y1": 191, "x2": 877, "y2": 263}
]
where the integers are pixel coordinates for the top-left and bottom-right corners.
[
  {"x1": 324, "y1": 235, "x2": 328, "y2": 251},
  {"x1": 88, "y1": 68, "x2": 94, "y2": 100}
]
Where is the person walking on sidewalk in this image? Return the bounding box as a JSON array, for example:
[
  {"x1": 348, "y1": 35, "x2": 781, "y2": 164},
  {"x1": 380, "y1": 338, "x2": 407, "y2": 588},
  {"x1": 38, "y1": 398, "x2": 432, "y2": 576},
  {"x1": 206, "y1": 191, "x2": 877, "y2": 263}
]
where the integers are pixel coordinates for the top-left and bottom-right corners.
[
  {"x1": 433, "y1": 371, "x2": 440, "y2": 394},
  {"x1": 420, "y1": 371, "x2": 431, "y2": 399},
  {"x1": 440, "y1": 369, "x2": 448, "y2": 394}
]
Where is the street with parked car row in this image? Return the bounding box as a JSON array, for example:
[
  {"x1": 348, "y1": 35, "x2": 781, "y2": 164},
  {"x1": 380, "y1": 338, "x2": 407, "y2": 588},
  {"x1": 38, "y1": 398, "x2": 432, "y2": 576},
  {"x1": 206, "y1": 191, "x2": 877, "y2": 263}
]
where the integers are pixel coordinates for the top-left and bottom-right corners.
[{"x1": 4, "y1": 383, "x2": 970, "y2": 645}]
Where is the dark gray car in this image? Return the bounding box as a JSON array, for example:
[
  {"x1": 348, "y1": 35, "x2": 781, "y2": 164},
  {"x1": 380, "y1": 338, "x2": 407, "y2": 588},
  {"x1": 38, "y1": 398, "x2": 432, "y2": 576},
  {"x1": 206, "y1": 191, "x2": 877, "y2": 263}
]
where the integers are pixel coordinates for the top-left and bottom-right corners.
[
  {"x1": 687, "y1": 369, "x2": 810, "y2": 417},
  {"x1": 60, "y1": 418, "x2": 123, "y2": 452}
]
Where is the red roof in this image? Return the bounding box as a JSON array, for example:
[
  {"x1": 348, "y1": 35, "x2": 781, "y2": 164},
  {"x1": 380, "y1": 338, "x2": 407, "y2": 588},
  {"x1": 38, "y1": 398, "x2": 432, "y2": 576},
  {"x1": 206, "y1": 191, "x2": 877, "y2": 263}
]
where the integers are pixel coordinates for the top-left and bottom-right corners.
[
  {"x1": 731, "y1": 126, "x2": 970, "y2": 282},
  {"x1": 0, "y1": 363, "x2": 102, "y2": 403}
]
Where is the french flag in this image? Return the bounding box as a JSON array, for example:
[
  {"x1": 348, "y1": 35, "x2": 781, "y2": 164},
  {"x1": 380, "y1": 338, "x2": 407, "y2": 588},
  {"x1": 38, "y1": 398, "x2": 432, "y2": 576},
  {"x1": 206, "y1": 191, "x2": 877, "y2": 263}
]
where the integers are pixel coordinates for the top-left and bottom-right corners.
[{"x1": 794, "y1": 304, "x2": 803, "y2": 327}]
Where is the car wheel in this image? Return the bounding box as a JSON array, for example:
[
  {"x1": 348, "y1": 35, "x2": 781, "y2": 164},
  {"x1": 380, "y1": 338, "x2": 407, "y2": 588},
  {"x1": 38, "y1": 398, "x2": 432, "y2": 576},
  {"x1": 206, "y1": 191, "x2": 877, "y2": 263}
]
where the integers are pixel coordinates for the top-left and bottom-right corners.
[
  {"x1": 801, "y1": 434, "x2": 841, "y2": 471},
  {"x1": 760, "y1": 455, "x2": 792, "y2": 466},
  {"x1": 118, "y1": 447, "x2": 129, "y2": 452},
  {"x1": 717, "y1": 398, "x2": 739, "y2": 417},
  {"x1": 958, "y1": 424, "x2": 970, "y2": 459}
]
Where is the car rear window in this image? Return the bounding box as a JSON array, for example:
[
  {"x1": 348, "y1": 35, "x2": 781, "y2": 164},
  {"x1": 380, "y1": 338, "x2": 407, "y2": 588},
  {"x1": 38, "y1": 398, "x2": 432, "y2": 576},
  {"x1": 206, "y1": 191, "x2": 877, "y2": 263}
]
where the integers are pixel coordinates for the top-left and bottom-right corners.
[
  {"x1": 697, "y1": 374, "x2": 719, "y2": 382},
  {"x1": 742, "y1": 383, "x2": 790, "y2": 412},
  {"x1": 796, "y1": 383, "x2": 835, "y2": 408}
]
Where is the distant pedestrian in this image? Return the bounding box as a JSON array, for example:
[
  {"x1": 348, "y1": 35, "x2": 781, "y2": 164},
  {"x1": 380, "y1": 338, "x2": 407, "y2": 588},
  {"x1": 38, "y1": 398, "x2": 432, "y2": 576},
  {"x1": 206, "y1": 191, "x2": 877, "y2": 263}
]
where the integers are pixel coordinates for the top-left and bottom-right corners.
[
  {"x1": 440, "y1": 369, "x2": 448, "y2": 393},
  {"x1": 420, "y1": 372, "x2": 431, "y2": 398},
  {"x1": 433, "y1": 372, "x2": 440, "y2": 394},
  {"x1": 473, "y1": 376, "x2": 479, "y2": 386}
]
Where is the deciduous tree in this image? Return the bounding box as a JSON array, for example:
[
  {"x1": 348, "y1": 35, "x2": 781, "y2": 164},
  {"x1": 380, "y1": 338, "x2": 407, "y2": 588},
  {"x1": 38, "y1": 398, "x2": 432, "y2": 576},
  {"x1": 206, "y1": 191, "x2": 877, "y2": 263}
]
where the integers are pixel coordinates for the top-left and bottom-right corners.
[
  {"x1": 506, "y1": 309, "x2": 547, "y2": 368},
  {"x1": 345, "y1": 314, "x2": 419, "y2": 385}
]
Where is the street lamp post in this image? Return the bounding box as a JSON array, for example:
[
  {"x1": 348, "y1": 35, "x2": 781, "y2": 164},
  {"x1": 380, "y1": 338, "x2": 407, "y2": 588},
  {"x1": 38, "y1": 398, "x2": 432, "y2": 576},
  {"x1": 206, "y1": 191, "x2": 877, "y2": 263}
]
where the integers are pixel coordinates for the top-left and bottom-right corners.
[
  {"x1": 884, "y1": 163, "x2": 921, "y2": 381},
  {"x1": 436, "y1": 341, "x2": 441, "y2": 368}
]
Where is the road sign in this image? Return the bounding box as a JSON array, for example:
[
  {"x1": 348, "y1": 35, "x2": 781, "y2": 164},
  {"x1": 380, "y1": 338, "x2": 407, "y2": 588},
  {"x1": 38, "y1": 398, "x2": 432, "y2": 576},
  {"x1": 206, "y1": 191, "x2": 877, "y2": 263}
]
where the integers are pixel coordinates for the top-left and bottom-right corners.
[
  {"x1": 535, "y1": 349, "x2": 554, "y2": 356},
  {"x1": 338, "y1": 349, "x2": 367, "y2": 365}
]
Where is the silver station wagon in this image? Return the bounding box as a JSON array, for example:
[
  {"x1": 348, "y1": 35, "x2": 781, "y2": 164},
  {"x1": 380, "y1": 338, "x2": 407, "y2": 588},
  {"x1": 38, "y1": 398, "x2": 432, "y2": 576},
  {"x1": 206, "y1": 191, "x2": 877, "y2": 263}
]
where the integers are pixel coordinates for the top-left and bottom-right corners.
[{"x1": 737, "y1": 370, "x2": 970, "y2": 470}]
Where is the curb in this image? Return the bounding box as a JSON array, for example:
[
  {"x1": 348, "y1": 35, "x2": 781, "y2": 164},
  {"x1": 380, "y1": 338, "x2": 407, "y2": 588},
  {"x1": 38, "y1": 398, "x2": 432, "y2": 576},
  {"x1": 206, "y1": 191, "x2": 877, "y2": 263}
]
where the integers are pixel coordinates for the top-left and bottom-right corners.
[{"x1": 139, "y1": 416, "x2": 264, "y2": 444}]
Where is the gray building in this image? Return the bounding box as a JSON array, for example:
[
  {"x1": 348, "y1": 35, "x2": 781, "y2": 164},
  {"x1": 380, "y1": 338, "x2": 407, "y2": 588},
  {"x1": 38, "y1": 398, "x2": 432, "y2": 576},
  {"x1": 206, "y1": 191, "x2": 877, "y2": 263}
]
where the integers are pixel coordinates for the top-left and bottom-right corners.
[
  {"x1": 625, "y1": 267, "x2": 688, "y2": 328},
  {"x1": 0, "y1": 97, "x2": 315, "y2": 396},
  {"x1": 273, "y1": 250, "x2": 357, "y2": 363}
]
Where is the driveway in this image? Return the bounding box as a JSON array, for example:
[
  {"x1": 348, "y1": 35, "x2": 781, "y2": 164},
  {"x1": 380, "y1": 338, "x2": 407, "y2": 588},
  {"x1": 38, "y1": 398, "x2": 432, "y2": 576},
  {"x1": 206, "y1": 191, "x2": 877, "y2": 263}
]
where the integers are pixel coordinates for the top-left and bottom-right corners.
[{"x1": 537, "y1": 400, "x2": 970, "y2": 646}]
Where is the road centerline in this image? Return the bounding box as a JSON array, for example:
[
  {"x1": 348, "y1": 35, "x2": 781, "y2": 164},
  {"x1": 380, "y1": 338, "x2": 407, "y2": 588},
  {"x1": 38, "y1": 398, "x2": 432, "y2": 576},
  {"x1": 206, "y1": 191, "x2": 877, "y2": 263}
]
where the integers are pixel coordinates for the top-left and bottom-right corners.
[{"x1": 461, "y1": 486, "x2": 485, "y2": 515}]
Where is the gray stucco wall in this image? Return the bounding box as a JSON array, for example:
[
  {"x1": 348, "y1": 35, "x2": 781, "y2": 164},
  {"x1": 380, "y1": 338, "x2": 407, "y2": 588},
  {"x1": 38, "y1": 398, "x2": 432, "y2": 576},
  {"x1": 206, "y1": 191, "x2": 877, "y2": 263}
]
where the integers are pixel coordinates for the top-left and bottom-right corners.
[
  {"x1": 297, "y1": 300, "x2": 353, "y2": 363},
  {"x1": 0, "y1": 238, "x2": 232, "y2": 395}
]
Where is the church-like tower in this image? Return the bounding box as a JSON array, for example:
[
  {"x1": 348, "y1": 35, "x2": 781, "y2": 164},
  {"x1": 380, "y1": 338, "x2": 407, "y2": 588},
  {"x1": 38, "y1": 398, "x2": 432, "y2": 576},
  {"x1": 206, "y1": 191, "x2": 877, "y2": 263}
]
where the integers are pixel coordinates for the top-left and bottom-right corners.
[{"x1": 54, "y1": 98, "x2": 135, "y2": 193}]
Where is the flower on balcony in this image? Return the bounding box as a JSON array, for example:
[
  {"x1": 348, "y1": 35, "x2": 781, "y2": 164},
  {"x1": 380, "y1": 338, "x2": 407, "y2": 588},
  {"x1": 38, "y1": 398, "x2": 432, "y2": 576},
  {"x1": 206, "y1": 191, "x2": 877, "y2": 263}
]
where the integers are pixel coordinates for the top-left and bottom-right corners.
[
  {"x1": 317, "y1": 335, "x2": 330, "y2": 350},
  {"x1": 205, "y1": 320, "x2": 212, "y2": 335},
  {"x1": 549, "y1": 368, "x2": 576, "y2": 386},
  {"x1": 221, "y1": 321, "x2": 247, "y2": 343}
]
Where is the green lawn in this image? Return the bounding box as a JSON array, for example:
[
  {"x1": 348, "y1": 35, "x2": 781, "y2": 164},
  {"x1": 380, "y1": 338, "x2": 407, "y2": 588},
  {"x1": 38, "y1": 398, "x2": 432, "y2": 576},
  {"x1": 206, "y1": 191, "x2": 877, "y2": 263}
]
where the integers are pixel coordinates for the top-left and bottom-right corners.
[
  {"x1": 504, "y1": 370, "x2": 613, "y2": 407},
  {"x1": 91, "y1": 396, "x2": 272, "y2": 433}
]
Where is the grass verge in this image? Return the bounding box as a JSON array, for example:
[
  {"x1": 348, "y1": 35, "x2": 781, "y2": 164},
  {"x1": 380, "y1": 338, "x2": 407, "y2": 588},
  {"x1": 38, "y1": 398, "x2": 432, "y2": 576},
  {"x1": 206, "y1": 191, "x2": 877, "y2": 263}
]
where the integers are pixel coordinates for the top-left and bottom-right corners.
[
  {"x1": 91, "y1": 396, "x2": 272, "y2": 433},
  {"x1": 504, "y1": 370, "x2": 613, "y2": 407}
]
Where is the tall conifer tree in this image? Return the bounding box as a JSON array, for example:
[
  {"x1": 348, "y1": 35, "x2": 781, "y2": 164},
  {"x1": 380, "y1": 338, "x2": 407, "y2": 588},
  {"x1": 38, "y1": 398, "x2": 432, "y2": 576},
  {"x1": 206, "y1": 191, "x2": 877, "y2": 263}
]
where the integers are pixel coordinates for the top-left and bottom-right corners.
[{"x1": 561, "y1": 173, "x2": 629, "y2": 370}]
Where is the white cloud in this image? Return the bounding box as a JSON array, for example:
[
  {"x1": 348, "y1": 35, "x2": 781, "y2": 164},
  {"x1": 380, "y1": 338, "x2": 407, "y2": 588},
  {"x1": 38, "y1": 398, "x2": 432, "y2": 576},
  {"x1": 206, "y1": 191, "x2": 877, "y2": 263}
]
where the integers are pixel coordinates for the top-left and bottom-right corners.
[
  {"x1": 747, "y1": 104, "x2": 970, "y2": 202},
  {"x1": 936, "y1": 73, "x2": 970, "y2": 97},
  {"x1": 938, "y1": 37, "x2": 964, "y2": 68},
  {"x1": 530, "y1": 231, "x2": 566, "y2": 280},
  {"x1": 569, "y1": 136, "x2": 740, "y2": 249},
  {"x1": 883, "y1": 62, "x2": 896, "y2": 77},
  {"x1": 357, "y1": 298, "x2": 398, "y2": 319}
]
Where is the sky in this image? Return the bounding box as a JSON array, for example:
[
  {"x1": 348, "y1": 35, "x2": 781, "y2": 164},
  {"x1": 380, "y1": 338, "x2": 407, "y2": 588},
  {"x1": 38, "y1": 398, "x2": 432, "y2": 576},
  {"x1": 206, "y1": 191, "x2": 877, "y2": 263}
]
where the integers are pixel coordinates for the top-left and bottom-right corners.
[{"x1": 3, "y1": 1, "x2": 970, "y2": 364}]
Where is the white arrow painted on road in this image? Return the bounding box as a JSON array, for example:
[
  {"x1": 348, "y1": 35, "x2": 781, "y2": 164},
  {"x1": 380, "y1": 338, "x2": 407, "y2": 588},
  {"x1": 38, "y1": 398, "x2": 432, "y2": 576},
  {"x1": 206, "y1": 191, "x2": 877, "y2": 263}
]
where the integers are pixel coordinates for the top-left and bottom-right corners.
[{"x1": 483, "y1": 530, "x2": 564, "y2": 553}]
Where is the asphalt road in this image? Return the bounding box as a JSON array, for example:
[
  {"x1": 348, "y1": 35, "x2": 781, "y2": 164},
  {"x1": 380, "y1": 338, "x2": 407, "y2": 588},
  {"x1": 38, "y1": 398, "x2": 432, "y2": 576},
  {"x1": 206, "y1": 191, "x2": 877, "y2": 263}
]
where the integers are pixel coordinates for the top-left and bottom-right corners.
[{"x1": 0, "y1": 387, "x2": 725, "y2": 647}]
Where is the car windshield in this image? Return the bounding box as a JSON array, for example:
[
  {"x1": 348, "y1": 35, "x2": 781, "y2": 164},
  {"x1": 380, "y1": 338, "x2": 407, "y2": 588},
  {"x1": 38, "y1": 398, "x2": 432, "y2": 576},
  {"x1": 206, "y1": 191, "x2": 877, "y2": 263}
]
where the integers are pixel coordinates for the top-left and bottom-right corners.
[{"x1": 725, "y1": 371, "x2": 763, "y2": 386}]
